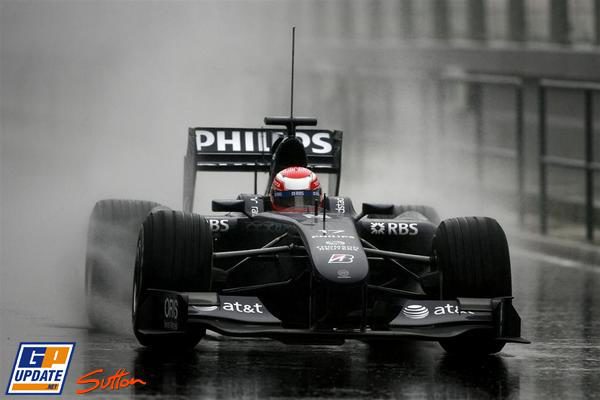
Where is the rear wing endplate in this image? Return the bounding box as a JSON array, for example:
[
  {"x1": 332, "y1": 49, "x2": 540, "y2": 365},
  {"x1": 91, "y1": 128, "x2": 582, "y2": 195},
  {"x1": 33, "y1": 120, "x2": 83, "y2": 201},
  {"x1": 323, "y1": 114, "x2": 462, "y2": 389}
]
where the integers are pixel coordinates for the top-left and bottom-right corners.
[{"x1": 183, "y1": 127, "x2": 343, "y2": 212}]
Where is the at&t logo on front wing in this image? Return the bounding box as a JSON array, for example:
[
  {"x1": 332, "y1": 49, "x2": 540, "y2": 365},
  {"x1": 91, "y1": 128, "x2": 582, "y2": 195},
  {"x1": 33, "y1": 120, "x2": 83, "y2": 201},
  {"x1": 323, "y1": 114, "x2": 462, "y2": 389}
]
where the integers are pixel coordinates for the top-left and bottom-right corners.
[
  {"x1": 402, "y1": 305, "x2": 429, "y2": 319},
  {"x1": 6, "y1": 342, "x2": 75, "y2": 395}
]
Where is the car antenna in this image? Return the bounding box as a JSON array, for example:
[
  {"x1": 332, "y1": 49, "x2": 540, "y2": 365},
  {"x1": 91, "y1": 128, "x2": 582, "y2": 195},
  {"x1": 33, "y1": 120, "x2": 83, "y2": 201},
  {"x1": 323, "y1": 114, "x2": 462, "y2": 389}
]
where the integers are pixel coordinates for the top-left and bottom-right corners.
[
  {"x1": 255, "y1": 126, "x2": 265, "y2": 195},
  {"x1": 289, "y1": 26, "x2": 296, "y2": 136},
  {"x1": 322, "y1": 193, "x2": 327, "y2": 229},
  {"x1": 264, "y1": 27, "x2": 318, "y2": 136},
  {"x1": 253, "y1": 163, "x2": 258, "y2": 194}
]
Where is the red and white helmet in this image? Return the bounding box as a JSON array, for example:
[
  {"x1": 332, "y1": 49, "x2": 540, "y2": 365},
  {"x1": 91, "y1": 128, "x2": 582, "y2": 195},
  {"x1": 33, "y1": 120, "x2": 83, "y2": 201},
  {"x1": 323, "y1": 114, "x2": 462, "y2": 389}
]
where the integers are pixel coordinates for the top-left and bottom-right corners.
[{"x1": 270, "y1": 166, "x2": 322, "y2": 212}]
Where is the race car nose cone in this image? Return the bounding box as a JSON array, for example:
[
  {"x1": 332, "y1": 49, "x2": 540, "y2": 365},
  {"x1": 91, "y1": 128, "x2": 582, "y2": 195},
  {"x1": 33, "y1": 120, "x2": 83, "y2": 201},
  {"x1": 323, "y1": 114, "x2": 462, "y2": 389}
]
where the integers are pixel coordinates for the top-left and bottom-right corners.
[{"x1": 303, "y1": 218, "x2": 369, "y2": 285}]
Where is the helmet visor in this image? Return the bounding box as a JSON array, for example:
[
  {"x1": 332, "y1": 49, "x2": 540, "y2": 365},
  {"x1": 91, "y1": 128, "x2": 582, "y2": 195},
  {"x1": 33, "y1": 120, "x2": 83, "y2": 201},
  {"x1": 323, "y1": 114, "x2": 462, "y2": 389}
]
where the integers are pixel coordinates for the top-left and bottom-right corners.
[{"x1": 272, "y1": 190, "x2": 321, "y2": 212}]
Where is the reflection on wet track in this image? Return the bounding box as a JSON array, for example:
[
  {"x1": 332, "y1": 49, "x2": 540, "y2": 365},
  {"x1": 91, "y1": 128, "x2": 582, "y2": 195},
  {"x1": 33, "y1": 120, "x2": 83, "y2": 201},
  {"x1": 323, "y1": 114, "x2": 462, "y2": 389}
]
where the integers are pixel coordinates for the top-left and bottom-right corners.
[{"x1": 2, "y1": 254, "x2": 600, "y2": 399}]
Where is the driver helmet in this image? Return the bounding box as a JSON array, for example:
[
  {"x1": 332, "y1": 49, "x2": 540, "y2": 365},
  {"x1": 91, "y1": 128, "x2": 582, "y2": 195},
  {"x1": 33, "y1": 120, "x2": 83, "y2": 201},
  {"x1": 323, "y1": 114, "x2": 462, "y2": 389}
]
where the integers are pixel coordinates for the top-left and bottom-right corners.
[{"x1": 270, "y1": 166, "x2": 322, "y2": 212}]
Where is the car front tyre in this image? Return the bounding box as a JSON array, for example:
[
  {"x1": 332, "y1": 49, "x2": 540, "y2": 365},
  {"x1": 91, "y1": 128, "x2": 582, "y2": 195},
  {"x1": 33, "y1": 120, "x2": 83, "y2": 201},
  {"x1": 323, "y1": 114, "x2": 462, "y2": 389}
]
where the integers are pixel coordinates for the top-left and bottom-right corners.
[{"x1": 432, "y1": 216, "x2": 512, "y2": 356}]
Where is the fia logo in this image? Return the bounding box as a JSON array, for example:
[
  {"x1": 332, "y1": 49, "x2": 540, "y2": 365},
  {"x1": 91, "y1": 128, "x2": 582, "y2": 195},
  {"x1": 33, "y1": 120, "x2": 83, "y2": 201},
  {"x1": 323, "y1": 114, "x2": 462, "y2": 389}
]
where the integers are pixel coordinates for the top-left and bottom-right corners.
[
  {"x1": 6, "y1": 342, "x2": 75, "y2": 395},
  {"x1": 328, "y1": 254, "x2": 354, "y2": 264}
]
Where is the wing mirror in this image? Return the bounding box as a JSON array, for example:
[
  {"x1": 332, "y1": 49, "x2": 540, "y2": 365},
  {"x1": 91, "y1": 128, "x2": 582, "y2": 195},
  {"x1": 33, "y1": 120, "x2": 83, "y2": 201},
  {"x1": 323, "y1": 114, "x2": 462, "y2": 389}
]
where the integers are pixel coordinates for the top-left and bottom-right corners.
[
  {"x1": 212, "y1": 199, "x2": 246, "y2": 214},
  {"x1": 355, "y1": 203, "x2": 395, "y2": 221}
]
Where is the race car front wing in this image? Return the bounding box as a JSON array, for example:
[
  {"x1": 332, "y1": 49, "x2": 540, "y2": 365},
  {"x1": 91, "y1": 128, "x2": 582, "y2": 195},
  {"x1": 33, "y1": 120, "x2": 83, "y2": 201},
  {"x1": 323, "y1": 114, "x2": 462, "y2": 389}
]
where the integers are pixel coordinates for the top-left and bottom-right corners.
[{"x1": 136, "y1": 289, "x2": 528, "y2": 344}]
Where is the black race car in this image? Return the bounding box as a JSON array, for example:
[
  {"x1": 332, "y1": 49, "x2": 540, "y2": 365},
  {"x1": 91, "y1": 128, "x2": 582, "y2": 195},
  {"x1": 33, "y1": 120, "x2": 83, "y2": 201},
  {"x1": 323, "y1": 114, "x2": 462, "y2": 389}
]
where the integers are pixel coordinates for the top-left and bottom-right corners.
[{"x1": 85, "y1": 116, "x2": 527, "y2": 355}]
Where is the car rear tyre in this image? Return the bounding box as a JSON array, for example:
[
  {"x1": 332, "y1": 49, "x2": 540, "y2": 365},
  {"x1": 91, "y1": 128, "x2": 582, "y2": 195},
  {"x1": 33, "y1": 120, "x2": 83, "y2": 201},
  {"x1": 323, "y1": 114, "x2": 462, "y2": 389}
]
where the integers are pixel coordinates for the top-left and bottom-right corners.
[
  {"x1": 132, "y1": 209, "x2": 213, "y2": 348},
  {"x1": 432, "y1": 217, "x2": 512, "y2": 355},
  {"x1": 85, "y1": 199, "x2": 160, "y2": 330}
]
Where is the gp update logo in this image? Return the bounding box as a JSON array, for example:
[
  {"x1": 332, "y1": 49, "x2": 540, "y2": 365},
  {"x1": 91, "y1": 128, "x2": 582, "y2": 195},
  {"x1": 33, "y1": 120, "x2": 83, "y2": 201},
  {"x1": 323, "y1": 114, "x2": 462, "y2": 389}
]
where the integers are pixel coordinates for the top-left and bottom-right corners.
[{"x1": 6, "y1": 342, "x2": 75, "y2": 395}]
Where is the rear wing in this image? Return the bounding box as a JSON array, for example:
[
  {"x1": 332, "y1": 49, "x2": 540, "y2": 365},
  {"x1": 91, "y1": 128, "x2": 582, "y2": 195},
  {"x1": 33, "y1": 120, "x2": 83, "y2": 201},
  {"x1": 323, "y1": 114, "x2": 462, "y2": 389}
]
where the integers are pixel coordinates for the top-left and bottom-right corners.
[{"x1": 183, "y1": 127, "x2": 343, "y2": 212}]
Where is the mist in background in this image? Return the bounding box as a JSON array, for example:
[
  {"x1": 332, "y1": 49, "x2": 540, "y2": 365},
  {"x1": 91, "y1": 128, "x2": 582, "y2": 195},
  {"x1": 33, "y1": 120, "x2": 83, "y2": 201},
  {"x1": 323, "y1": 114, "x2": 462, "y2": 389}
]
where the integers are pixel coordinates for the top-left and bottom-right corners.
[
  {"x1": 0, "y1": 1, "x2": 487, "y2": 327},
  {"x1": 0, "y1": 1, "x2": 286, "y2": 325}
]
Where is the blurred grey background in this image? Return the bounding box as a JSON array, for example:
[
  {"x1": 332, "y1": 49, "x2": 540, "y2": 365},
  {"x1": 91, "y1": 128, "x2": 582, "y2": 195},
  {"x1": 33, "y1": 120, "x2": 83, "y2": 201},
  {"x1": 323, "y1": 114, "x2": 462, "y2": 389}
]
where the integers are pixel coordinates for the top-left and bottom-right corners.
[{"x1": 2, "y1": 0, "x2": 600, "y2": 327}]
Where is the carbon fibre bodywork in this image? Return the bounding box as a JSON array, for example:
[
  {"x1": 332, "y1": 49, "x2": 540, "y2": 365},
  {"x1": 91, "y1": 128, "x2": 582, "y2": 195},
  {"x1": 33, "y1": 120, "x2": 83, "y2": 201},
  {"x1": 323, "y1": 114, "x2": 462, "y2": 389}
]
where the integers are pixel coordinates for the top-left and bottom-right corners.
[
  {"x1": 134, "y1": 195, "x2": 526, "y2": 345},
  {"x1": 133, "y1": 117, "x2": 527, "y2": 348}
]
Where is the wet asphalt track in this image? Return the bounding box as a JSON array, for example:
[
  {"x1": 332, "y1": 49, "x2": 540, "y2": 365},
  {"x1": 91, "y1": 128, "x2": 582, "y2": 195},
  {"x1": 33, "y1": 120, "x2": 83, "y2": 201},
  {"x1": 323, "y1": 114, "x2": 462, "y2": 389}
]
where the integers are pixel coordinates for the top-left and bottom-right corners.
[{"x1": 2, "y1": 252, "x2": 600, "y2": 400}]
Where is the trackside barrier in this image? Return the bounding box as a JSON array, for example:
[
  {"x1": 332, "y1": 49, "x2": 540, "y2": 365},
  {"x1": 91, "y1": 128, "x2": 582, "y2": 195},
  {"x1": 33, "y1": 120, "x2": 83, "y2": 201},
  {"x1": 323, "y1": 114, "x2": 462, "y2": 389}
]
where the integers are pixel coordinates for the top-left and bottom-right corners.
[
  {"x1": 439, "y1": 72, "x2": 599, "y2": 242},
  {"x1": 538, "y1": 79, "x2": 600, "y2": 241},
  {"x1": 439, "y1": 72, "x2": 526, "y2": 223}
]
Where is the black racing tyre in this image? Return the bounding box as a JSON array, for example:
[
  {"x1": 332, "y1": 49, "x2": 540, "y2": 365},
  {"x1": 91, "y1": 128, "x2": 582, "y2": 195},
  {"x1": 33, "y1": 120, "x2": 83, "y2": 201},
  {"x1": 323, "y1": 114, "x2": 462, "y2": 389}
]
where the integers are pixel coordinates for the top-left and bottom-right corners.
[
  {"x1": 85, "y1": 199, "x2": 161, "y2": 330},
  {"x1": 132, "y1": 209, "x2": 212, "y2": 348},
  {"x1": 394, "y1": 205, "x2": 441, "y2": 225},
  {"x1": 432, "y1": 217, "x2": 512, "y2": 355}
]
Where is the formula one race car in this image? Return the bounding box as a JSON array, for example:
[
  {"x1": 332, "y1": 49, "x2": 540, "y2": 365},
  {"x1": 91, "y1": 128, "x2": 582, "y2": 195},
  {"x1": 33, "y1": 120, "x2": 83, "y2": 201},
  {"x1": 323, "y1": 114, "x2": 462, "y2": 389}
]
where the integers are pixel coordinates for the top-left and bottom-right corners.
[{"x1": 85, "y1": 115, "x2": 527, "y2": 355}]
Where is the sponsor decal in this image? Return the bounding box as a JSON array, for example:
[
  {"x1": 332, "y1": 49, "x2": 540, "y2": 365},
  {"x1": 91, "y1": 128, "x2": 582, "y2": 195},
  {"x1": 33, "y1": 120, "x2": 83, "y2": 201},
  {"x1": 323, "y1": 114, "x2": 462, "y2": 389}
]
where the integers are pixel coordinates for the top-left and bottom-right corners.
[
  {"x1": 318, "y1": 229, "x2": 344, "y2": 235},
  {"x1": 76, "y1": 369, "x2": 146, "y2": 394},
  {"x1": 311, "y1": 235, "x2": 355, "y2": 239},
  {"x1": 336, "y1": 269, "x2": 351, "y2": 279},
  {"x1": 328, "y1": 254, "x2": 354, "y2": 264},
  {"x1": 249, "y1": 196, "x2": 259, "y2": 216},
  {"x1": 335, "y1": 198, "x2": 345, "y2": 214},
  {"x1": 326, "y1": 240, "x2": 345, "y2": 245},
  {"x1": 370, "y1": 222, "x2": 386, "y2": 235},
  {"x1": 370, "y1": 222, "x2": 418, "y2": 236},
  {"x1": 402, "y1": 305, "x2": 429, "y2": 319},
  {"x1": 163, "y1": 297, "x2": 179, "y2": 330},
  {"x1": 222, "y1": 302, "x2": 264, "y2": 314},
  {"x1": 316, "y1": 245, "x2": 360, "y2": 252},
  {"x1": 433, "y1": 304, "x2": 474, "y2": 315},
  {"x1": 311, "y1": 229, "x2": 355, "y2": 239},
  {"x1": 244, "y1": 221, "x2": 287, "y2": 234},
  {"x1": 194, "y1": 129, "x2": 333, "y2": 155},
  {"x1": 208, "y1": 219, "x2": 230, "y2": 232},
  {"x1": 194, "y1": 305, "x2": 218, "y2": 312},
  {"x1": 6, "y1": 342, "x2": 75, "y2": 395},
  {"x1": 304, "y1": 214, "x2": 331, "y2": 219}
]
